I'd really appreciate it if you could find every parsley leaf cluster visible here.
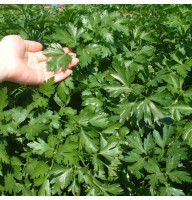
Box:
[0,4,192,196]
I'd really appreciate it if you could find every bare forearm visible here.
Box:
[0,40,9,82]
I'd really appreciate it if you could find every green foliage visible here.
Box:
[43,43,72,71]
[1,4,192,196]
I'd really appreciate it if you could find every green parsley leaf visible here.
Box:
[43,43,72,71]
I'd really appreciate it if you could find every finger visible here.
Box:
[44,70,56,76]
[68,52,76,58]
[67,58,79,69]
[46,69,72,83]
[54,67,63,74]
[35,51,48,62]
[24,40,43,52]
[63,47,71,53]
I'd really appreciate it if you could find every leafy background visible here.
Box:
[0,4,192,196]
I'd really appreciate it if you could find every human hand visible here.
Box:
[0,35,79,85]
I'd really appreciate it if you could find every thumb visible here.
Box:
[50,69,72,83]
[24,40,43,52]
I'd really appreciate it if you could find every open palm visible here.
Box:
[0,35,78,84]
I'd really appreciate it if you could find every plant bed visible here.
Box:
[0,4,192,196]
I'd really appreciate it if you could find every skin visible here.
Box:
[0,35,79,85]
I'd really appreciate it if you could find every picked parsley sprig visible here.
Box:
[43,43,72,71]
